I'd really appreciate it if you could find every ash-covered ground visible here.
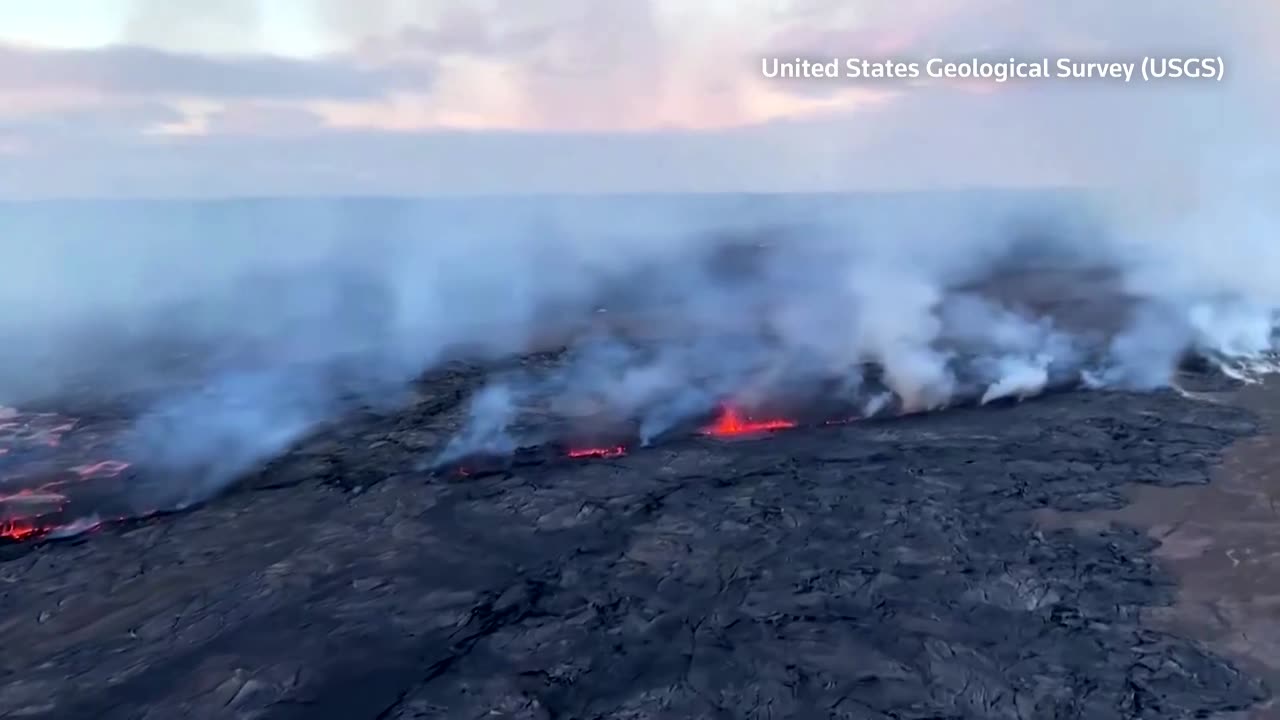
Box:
[0,351,1270,720]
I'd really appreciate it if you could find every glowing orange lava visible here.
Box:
[566,446,627,459]
[0,407,134,543]
[700,406,797,437]
[0,519,40,541]
[0,488,67,541]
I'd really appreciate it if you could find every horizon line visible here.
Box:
[0,186,1095,204]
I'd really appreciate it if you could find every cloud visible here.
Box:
[764,0,1246,56]
[203,103,327,135]
[0,107,1130,200]
[340,0,669,131]
[0,101,190,158]
[0,0,1276,196]
[122,0,265,54]
[380,12,554,59]
[515,1,666,130]
[0,101,184,140]
[0,43,433,100]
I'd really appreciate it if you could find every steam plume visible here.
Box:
[1,3,1278,498]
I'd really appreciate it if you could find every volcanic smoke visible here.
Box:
[1,1,1279,542]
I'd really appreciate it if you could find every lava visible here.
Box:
[701,405,798,437]
[1,519,41,542]
[0,407,135,544]
[567,446,627,459]
[0,489,67,541]
[73,460,131,479]
[0,408,78,449]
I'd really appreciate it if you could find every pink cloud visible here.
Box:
[0,0,1274,195]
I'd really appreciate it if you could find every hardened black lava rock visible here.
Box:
[0,364,1267,720]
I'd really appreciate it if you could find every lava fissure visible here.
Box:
[699,405,798,437]
[439,403,829,479]
[0,360,1224,546]
[441,383,1103,479]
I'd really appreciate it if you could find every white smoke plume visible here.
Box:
[0,2,1277,493]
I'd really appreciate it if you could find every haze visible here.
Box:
[1,1,1278,500]
[2,0,1275,197]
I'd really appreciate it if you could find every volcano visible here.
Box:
[0,253,1276,719]
[0,341,1272,720]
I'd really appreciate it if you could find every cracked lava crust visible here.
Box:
[0,356,1271,719]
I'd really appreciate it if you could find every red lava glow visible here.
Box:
[701,405,797,437]
[0,489,68,541]
[1,519,41,541]
[0,480,126,542]
[1,514,108,543]
[566,446,627,459]
[0,406,134,543]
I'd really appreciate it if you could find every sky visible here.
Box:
[0,0,1274,197]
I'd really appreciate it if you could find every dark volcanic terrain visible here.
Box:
[0,358,1272,719]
